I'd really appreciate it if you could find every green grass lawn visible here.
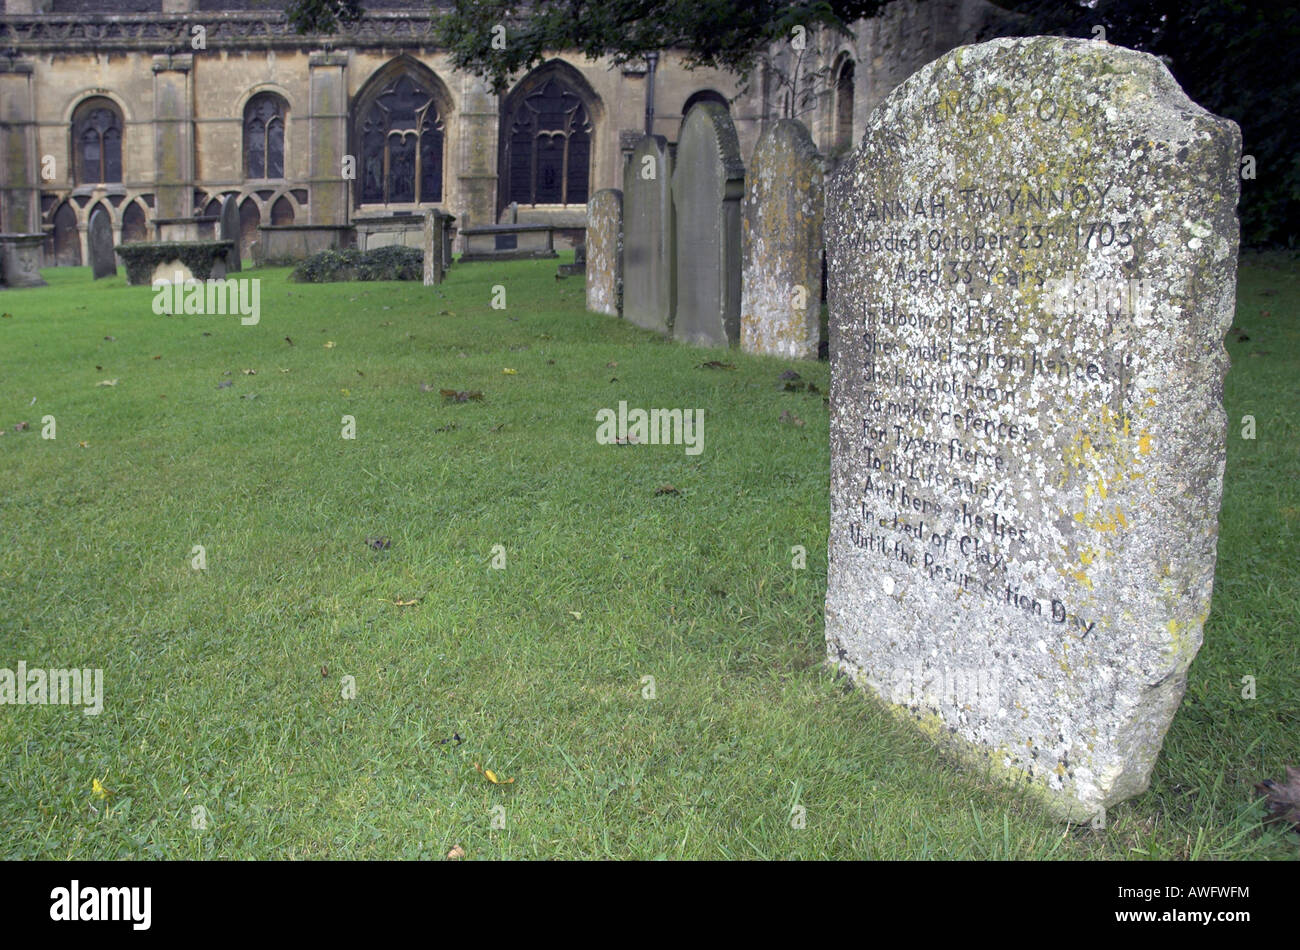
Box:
[0,252,1296,860]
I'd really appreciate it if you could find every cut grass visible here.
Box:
[0,251,1295,859]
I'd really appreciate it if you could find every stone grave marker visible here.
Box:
[220,195,241,273]
[824,37,1241,822]
[621,135,674,334]
[586,188,623,315]
[424,210,444,286]
[88,207,116,280]
[740,119,824,358]
[671,103,744,347]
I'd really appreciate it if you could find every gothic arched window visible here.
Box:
[358,74,444,204]
[73,97,123,185]
[245,93,287,179]
[504,76,592,207]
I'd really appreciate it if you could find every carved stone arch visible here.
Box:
[51,200,81,267]
[270,193,295,225]
[351,56,454,208]
[121,199,148,243]
[238,196,262,261]
[497,59,604,215]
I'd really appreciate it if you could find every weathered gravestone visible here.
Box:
[219,196,241,273]
[88,208,116,280]
[824,37,1240,822]
[621,135,674,334]
[672,103,744,347]
[586,189,623,315]
[423,209,444,286]
[741,119,824,358]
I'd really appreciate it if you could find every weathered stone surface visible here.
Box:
[824,37,1240,822]
[741,119,824,358]
[586,189,623,315]
[621,135,674,334]
[671,103,744,347]
[423,210,444,286]
[88,208,116,280]
[0,233,47,288]
[219,196,241,273]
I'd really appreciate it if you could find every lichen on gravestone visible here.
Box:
[824,37,1241,822]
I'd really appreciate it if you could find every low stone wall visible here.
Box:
[256,225,353,265]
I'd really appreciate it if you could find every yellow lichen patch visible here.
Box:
[1137,432,1152,455]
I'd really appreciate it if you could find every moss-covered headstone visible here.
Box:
[825,37,1241,822]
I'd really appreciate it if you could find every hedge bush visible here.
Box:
[290,245,423,283]
[115,241,234,286]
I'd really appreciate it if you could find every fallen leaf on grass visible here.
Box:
[447,845,465,860]
[104,336,115,342]
[152,355,162,360]
[473,762,515,785]
[1255,766,1300,832]
[392,597,421,607]
[779,409,805,427]
[569,610,582,620]
[697,360,735,370]
[614,435,639,445]
[13,421,29,431]
[365,536,391,550]
[324,341,336,349]
[240,393,259,400]
[96,379,117,387]
[1,313,11,319]
[606,361,618,368]
[217,380,233,389]
[78,441,89,448]
[441,389,484,403]
[655,484,680,496]
[502,367,517,375]
[91,777,110,799]
[242,369,257,375]
[285,336,293,345]
[434,422,459,433]
[321,665,328,678]
[340,388,350,396]
[437,733,464,746]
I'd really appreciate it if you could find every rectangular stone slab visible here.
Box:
[586,189,622,316]
[824,37,1240,822]
[621,135,674,335]
[88,207,116,280]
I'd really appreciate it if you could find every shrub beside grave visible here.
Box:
[290,246,423,283]
[115,241,234,285]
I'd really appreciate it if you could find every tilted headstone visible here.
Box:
[219,196,241,273]
[740,119,824,358]
[621,135,674,334]
[671,103,744,347]
[424,209,444,286]
[586,189,623,315]
[88,208,116,280]
[440,212,455,270]
[824,37,1240,822]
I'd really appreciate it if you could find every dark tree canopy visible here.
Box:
[284,0,1298,245]
[980,1,1300,247]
